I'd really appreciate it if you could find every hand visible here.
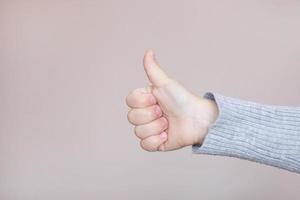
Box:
[126,50,219,152]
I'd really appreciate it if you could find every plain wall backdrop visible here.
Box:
[1,0,300,199]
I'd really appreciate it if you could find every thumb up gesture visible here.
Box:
[126,50,219,152]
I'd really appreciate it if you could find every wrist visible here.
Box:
[193,97,219,145]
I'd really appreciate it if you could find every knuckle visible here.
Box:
[126,89,145,107]
[139,140,149,151]
[128,89,150,107]
[140,140,155,152]
[134,126,142,138]
[127,110,134,123]
[125,91,134,107]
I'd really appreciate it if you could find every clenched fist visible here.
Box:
[126,50,219,152]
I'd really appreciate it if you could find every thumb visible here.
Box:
[143,49,170,86]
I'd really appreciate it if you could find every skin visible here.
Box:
[126,50,219,152]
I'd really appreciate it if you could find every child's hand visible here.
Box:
[126,50,219,152]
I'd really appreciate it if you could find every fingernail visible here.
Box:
[160,132,167,140]
[152,51,156,61]
[154,106,162,116]
[148,49,156,61]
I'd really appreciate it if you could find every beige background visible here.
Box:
[1,0,300,199]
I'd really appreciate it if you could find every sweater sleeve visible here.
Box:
[192,91,300,173]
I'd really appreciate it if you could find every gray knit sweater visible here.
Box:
[192,92,300,174]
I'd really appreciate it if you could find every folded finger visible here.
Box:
[127,105,162,125]
[140,132,168,152]
[126,87,156,108]
[134,117,168,139]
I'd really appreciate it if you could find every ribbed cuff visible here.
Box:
[192,91,300,173]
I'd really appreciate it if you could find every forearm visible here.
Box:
[193,92,300,174]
